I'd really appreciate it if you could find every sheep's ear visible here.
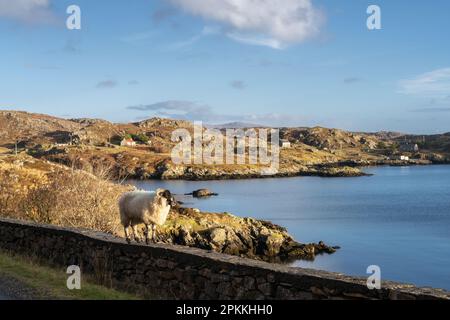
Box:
[155,188,164,196]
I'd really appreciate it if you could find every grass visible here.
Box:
[0,250,141,300]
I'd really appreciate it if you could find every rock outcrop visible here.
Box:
[155,207,338,262]
[185,189,219,198]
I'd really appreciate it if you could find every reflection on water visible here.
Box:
[128,165,450,290]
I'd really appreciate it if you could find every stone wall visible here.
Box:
[0,218,448,300]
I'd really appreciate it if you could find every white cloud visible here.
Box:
[168,26,220,50]
[227,33,285,50]
[169,0,324,49]
[399,68,450,97]
[127,101,221,121]
[0,0,53,23]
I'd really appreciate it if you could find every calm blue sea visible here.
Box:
[129,165,450,290]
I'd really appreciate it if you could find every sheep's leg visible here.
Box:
[152,224,157,243]
[132,224,141,243]
[144,224,150,245]
[124,225,131,244]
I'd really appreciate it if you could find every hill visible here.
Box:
[1,110,449,180]
[207,122,268,129]
[0,111,81,147]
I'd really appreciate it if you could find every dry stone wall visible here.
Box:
[0,218,448,300]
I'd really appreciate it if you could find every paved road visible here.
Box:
[0,274,41,300]
[0,293,11,300]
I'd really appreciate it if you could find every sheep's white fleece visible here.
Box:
[119,190,170,226]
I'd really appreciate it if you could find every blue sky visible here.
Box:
[1,0,450,133]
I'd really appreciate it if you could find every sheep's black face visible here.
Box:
[162,190,176,207]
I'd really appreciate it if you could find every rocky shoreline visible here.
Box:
[149,159,448,181]
[66,152,449,181]
[134,161,369,181]
[155,207,339,263]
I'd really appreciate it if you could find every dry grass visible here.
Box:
[0,155,131,236]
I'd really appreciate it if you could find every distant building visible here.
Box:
[120,138,136,147]
[394,155,410,161]
[280,139,291,148]
[399,142,419,153]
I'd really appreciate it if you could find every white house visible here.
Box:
[280,139,291,148]
[394,155,409,161]
[400,155,409,161]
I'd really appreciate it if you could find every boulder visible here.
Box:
[209,227,227,246]
[186,189,219,198]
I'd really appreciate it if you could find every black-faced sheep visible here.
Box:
[119,188,175,244]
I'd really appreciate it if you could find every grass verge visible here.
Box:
[0,250,140,300]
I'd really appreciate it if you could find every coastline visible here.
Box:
[24,147,450,181]
[113,160,450,181]
[3,110,448,182]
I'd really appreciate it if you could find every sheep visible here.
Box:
[119,188,175,244]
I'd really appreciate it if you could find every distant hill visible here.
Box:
[281,126,380,150]
[392,133,450,154]
[206,122,268,129]
[0,110,81,146]
[2,110,450,180]
[0,111,194,148]
[372,131,408,140]
[1,110,450,158]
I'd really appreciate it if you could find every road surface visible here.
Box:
[0,293,10,300]
[0,274,40,300]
